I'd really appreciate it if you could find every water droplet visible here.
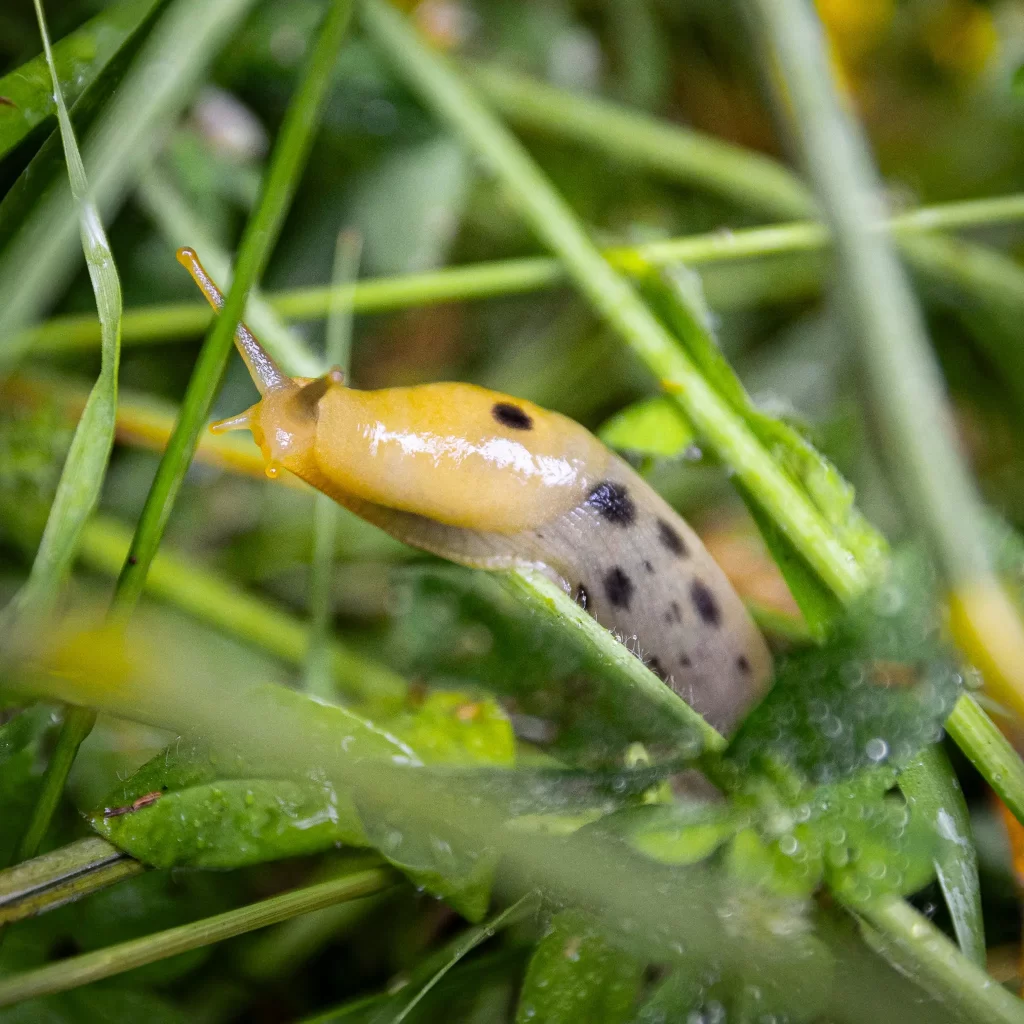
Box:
[865,738,889,762]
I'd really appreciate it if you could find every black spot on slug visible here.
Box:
[602,566,634,610]
[492,402,533,430]
[643,560,654,574]
[657,519,687,556]
[690,579,721,627]
[663,601,682,625]
[680,654,692,668]
[586,481,636,526]
[648,657,669,681]
[574,584,589,610]
[737,655,751,674]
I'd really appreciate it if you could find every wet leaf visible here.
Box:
[727,545,961,783]
[90,689,515,919]
[515,910,642,1024]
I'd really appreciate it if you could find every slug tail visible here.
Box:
[176,246,291,396]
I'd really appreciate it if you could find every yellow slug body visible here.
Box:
[179,247,772,732]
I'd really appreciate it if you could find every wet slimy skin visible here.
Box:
[178,247,772,733]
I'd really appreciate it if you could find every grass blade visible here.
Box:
[305,228,362,700]
[900,745,984,966]
[2,0,125,866]
[112,0,355,613]
[0,0,260,369]
[358,0,865,605]
[0,867,396,1008]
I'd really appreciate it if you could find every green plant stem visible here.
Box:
[21,192,1024,354]
[112,0,354,616]
[359,0,864,604]
[13,707,96,863]
[0,867,397,1008]
[0,837,144,927]
[856,896,1024,1024]
[80,514,407,708]
[471,63,1024,352]
[946,695,1024,824]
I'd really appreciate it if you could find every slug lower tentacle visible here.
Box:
[179,246,773,733]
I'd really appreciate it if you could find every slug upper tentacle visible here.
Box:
[179,246,773,733]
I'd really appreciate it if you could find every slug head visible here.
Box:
[176,245,337,478]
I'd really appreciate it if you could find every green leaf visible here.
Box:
[899,745,984,966]
[591,803,740,867]
[93,779,367,870]
[597,396,697,459]
[515,911,642,1024]
[0,0,163,163]
[90,689,515,919]
[727,545,961,782]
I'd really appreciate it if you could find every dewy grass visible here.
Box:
[5,0,125,865]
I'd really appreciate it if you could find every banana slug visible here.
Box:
[178,247,772,733]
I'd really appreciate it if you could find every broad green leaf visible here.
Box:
[515,910,642,1024]
[591,802,739,867]
[0,0,162,163]
[597,395,696,459]
[899,745,984,966]
[94,778,367,870]
[91,690,515,919]
[1,0,122,627]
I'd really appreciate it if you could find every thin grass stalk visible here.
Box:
[112,0,355,615]
[305,229,362,700]
[0,867,396,1008]
[20,192,1024,354]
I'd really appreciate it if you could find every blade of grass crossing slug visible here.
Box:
[113,0,355,614]
[899,745,985,967]
[305,229,362,700]
[357,0,867,607]
[750,0,1024,723]
[135,167,323,378]
[4,0,125,866]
